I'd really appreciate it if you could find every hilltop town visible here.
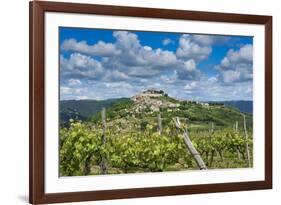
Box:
[131,89,180,113]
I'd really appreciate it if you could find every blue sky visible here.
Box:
[59,27,253,101]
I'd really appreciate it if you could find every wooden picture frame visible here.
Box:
[29,1,272,204]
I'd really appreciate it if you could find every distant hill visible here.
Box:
[221,101,253,114]
[59,107,86,126]
[59,98,129,124]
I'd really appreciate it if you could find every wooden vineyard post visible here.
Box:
[100,107,108,174]
[173,117,207,170]
[234,120,241,159]
[157,113,162,134]
[210,122,214,133]
[243,114,251,167]
[209,121,216,167]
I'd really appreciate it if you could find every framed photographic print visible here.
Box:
[29,1,272,204]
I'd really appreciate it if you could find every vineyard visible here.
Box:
[59,99,253,176]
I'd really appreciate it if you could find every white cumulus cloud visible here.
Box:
[176,34,212,61]
[162,38,173,46]
[216,44,253,84]
[60,53,104,80]
[61,38,121,57]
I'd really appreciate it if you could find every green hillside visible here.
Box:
[60,94,252,130]
[59,90,253,176]
[89,94,252,132]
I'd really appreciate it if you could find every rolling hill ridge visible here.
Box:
[60,90,253,129]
